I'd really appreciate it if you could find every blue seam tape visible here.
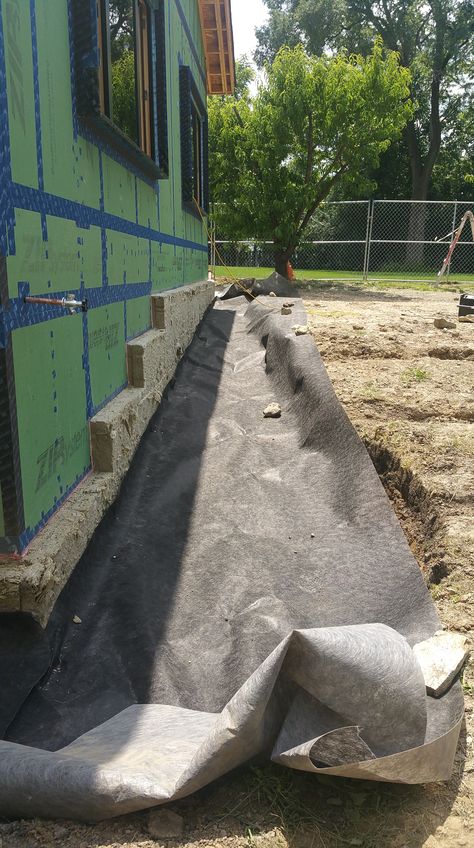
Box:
[30,0,43,192]
[10,183,208,252]
[92,379,129,418]
[2,282,153,338]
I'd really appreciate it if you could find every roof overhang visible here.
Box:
[198,0,235,95]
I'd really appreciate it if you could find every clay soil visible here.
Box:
[1,284,473,848]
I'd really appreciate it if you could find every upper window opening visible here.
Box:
[98,0,151,155]
[72,0,169,179]
[179,66,208,216]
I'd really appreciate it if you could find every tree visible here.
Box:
[209,42,412,276]
[430,90,474,200]
[108,0,134,61]
[107,2,138,143]
[111,50,137,141]
[256,1,474,207]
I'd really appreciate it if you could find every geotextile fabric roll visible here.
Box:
[0,297,463,821]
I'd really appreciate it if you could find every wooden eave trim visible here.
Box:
[198,0,235,96]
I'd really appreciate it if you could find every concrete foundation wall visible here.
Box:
[0,281,214,625]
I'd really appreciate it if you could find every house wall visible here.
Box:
[0,0,209,555]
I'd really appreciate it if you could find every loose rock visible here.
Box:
[283,301,294,308]
[413,631,469,697]
[353,324,364,330]
[148,809,185,840]
[263,403,282,418]
[268,291,276,297]
[280,306,292,315]
[434,317,456,329]
[73,615,82,624]
[292,325,309,335]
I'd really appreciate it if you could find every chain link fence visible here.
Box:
[210,200,474,283]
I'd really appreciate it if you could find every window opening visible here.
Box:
[97,0,152,154]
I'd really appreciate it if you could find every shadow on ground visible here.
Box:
[3,306,235,752]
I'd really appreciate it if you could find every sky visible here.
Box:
[230,0,268,62]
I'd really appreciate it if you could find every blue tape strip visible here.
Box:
[30,0,43,192]
[1,282,152,340]
[10,183,208,252]
[92,378,129,418]
[79,273,93,418]
[29,0,49,243]
[67,0,79,144]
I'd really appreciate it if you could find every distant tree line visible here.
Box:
[255,1,474,203]
[208,1,473,274]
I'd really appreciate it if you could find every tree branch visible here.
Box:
[304,112,314,186]
[291,165,348,248]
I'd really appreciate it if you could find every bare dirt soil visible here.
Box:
[1,285,472,848]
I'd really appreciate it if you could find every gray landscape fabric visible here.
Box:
[0,294,464,821]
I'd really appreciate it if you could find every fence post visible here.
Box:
[212,219,216,277]
[445,201,458,284]
[363,200,374,280]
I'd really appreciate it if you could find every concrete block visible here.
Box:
[127,329,170,390]
[90,387,146,473]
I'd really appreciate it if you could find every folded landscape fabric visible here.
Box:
[0,295,464,820]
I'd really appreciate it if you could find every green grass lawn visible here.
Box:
[213,265,474,291]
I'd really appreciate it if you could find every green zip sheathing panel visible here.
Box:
[88,304,127,411]
[11,316,89,533]
[2,0,37,188]
[7,212,103,298]
[37,0,101,208]
[0,0,209,551]
[126,296,151,341]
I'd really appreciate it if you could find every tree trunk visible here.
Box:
[406,175,430,269]
[404,71,442,269]
[274,247,291,278]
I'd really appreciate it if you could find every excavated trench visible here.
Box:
[364,438,448,585]
[308,299,473,594]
